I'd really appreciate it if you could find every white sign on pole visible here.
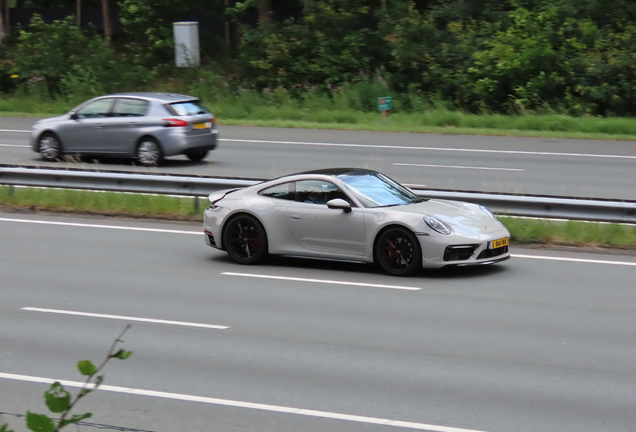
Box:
[173,21,200,67]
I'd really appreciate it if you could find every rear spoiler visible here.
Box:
[208,188,240,204]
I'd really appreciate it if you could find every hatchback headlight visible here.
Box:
[207,204,223,211]
[424,215,451,235]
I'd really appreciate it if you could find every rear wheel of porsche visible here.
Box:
[375,227,422,276]
[223,214,268,264]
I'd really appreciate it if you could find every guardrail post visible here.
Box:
[8,185,14,196]
[194,196,200,213]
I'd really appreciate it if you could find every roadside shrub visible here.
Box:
[238,0,388,89]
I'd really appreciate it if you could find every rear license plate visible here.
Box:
[489,237,509,249]
[193,122,211,130]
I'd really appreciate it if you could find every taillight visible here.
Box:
[211,116,216,128]
[163,118,188,127]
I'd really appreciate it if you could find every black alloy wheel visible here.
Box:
[38,132,63,161]
[223,215,268,264]
[375,227,422,276]
[186,150,208,161]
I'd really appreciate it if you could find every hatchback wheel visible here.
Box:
[223,215,268,264]
[186,150,208,161]
[39,132,63,161]
[375,227,422,276]
[137,137,163,166]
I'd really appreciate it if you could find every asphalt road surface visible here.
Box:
[1,211,635,432]
[2,117,636,200]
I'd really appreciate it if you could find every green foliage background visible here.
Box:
[4,0,636,117]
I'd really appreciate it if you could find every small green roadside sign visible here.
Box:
[377,97,392,111]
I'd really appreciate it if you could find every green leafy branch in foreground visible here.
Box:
[1,325,133,432]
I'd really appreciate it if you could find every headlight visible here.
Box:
[480,205,497,220]
[207,204,223,211]
[424,215,451,235]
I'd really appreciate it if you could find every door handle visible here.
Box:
[129,122,138,127]
[289,215,300,220]
[95,123,104,128]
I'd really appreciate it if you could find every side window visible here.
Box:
[295,180,351,205]
[76,99,115,119]
[259,182,295,201]
[112,99,149,117]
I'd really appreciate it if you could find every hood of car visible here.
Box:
[38,115,69,124]
[388,199,504,235]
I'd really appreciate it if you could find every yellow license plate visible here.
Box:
[489,237,509,249]
[193,122,210,130]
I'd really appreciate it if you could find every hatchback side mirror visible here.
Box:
[327,198,352,213]
[70,112,79,120]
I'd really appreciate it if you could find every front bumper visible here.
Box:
[419,228,511,269]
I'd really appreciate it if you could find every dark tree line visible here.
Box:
[4,0,636,116]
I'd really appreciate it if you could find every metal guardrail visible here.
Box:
[1,167,635,223]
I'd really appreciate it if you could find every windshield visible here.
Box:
[340,173,423,208]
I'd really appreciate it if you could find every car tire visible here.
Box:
[186,150,208,161]
[375,227,422,276]
[137,137,163,166]
[223,214,268,265]
[38,132,64,161]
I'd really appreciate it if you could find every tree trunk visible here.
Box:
[101,0,111,47]
[0,0,7,41]
[257,0,271,23]
[76,0,81,28]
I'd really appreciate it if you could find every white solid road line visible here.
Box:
[2,217,635,267]
[0,217,202,235]
[21,307,229,329]
[512,254,636,267]
[221,138,636,160]
[0,143,29,147]
[394,163,524,172]
[223,272,422,291]
[2,130,634,159]
[0,372,490,432]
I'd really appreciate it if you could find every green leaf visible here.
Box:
[44,382,71,413]
[1,424,16,432]
[113,349,133,360]
[94,375,104,389]
[25,412,55,432]
[77,360,97,376]
[59,413,92,429]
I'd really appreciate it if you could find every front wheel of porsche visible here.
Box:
[223,214,268,264]
[375,227,422,276]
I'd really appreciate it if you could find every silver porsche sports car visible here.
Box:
[203,168,510,276]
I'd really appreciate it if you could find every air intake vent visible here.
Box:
[477,245,508,260]
[444,244,479,261]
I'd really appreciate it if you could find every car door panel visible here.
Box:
[286,202,365,256]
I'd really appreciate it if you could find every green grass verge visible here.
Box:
[0,186,201,220]
[1,186,635,248]
[4,95,636,141]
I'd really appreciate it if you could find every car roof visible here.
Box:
[103,92,198,103]
[293,168,378,177]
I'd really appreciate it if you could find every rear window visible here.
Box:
[168,101,210,116]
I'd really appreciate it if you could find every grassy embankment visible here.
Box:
[2,186,635,248]
[3,94,636,141]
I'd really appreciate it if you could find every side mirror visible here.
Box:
[327,198,352,213]
[70,112,79,120]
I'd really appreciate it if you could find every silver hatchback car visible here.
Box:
[31,92,218,166]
